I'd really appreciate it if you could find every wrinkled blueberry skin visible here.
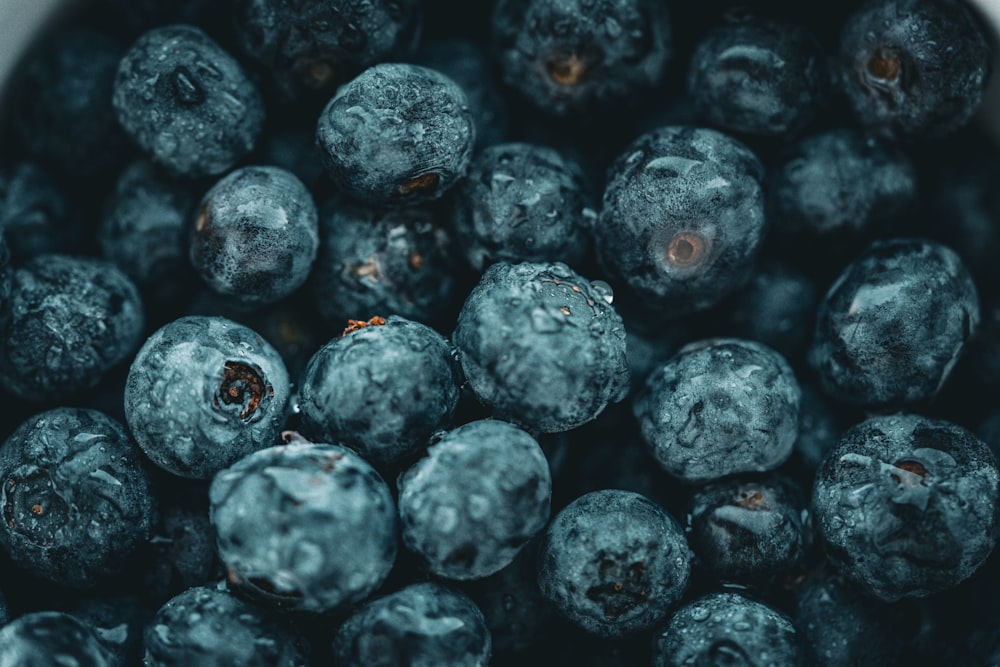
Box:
[191,166,319,309]
[316,63,475,206]
[450,142,594,272]
[813,414,1000,602]
[398,419,551,579]
[311,197,457,328]
[234,0,421,99]
[453,261,629,433]
[769,128,917,242]
[635,338,801,483]
[538,489,691,637]
[0,612,113,667]
[687,16,828,137]
[492,0,672,118]
[144,583,309,667]
[99,160,197,310]
[125,316,291,479]
[210,443,398,613]
[596,126,766,316]
[0,408,156,588]
[14,29,128,178]
[113,24,265,177]
[839,0,992,140]
[686,473,811,585]
[332,582,492,667]
[0,254,144,402]
[652,592,803,667]
[809,238,979,409]
[299,316,462,467]
[0,161,72,260]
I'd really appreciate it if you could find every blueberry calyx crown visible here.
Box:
[342,315,386,336]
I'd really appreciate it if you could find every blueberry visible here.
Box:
[0,161,73,260]
[0,254,144,402]
[298,315,462,467]
[112,24,265,177]
[209,442,398,613]
[651,592,803,667]
[311,197,457,329]
[792,383,842,472]
[0,588,7,626]
[0,611,114,667]
[71,593,151,667]
[124,315,291,479]
[813,414,1000,602]
[492,0,673,117]
[331,581,492,667]
[687,15,829,137]
[634,338,801,483]
[234,0,421,99]
[449,142,595,272]
[315,63,475,205]
[808,238,979,409]
[0,408,156,588]
[538,489,691,637]
[191,165,319,309]
[143,583,309,666]
[596,126,766,316]
[398,419,551,580]
[839,0,992,140]
[452,261,630,433]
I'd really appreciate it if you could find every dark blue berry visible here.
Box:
[0,254,144,402]
[124,315,291,479]
[0,161,73,260]
[112,24,265,177]
[209,442,398,613]
[792,383,842,471]
[813,414,1000,602]
[140,498,221,607]
[452,261,629,433]
[0,408,156,588]
[538,489,691,637]
[191,165,319,308]
[596,126,766,316]
[634,338,801,483]
[298,315,462,467]
[449,142,594,272]
[808,238,979,408]
[331,581,492,667]
[71,593,151,667]
[398,419,551,579]
[315,63,475,205]
[0,611,114,667]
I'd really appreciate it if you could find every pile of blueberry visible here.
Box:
[0,0,999,664]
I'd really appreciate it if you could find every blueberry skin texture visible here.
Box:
[124,315,291,479]
[209,443,398,613]
[452,261,629,433]
[0,408,156,588]
[112,24,265,178]
[0,612,114,667]
[808,238,979,409]
[538,489,691,637]
[450,142,594,272]
[143,583,308,667]
[311,197,457,328]
[768,128,917,241]
[331,581,491,667]
[652,592,803,667]
[0,161,72,260]
[0,254,144,402]
[398,419,552,580]
[596,126,766,317]
[191,166,319,308]
[839,0,992,140]
[298,316,462,467]
[234,0,421,98]
[687,16,828,138]
[812,414,1000,602]
[315,63,475,206]
[686,473,811,585]
[634,338,801,483]
[492,0,672,118]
